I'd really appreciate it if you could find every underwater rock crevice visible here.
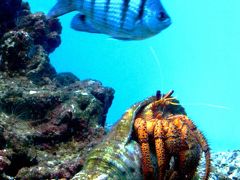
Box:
[4,151,38,177]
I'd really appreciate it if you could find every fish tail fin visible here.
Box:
[47,0,77,18]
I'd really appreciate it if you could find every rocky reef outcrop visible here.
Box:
[0,0,114,179]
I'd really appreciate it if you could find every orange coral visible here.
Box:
[134,90,211,180]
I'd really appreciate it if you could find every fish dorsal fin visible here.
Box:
[71,13,100,33]
[47,0,77,18]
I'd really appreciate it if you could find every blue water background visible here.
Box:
[26,0,240,151]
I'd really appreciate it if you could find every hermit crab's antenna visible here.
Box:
[163,90,174,99]
[154,90,178,109]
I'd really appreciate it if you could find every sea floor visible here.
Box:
[198,150,240,180]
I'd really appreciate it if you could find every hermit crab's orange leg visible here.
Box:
[134,117,154,178]
[154,119,168,180]
[178,148,201,179]
[186,119,211,180]
[166,115,199,179]
[174,115,211,180]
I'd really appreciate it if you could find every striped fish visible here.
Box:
[47,0,171,40]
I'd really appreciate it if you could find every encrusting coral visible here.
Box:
[0,0,114,179]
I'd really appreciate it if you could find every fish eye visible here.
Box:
[157,12,168,21]
[78,14,86,21]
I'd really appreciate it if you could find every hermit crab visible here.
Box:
[134,90,211,180]
[73,90,211,180]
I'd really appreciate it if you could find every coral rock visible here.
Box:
[0,0,114,179]
[17,12,62,53]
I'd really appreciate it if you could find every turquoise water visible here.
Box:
[27,0,240,151]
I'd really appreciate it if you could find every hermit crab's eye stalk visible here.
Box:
[156,90,161,100]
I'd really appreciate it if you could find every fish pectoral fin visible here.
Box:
[71,13,100,34]
[47,0,77,18]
